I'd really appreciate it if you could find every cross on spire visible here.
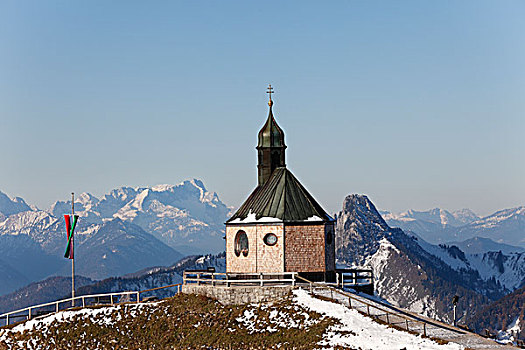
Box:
[266,84,274,106]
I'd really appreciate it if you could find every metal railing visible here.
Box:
[335,269,374,288]
[296,275,466,339]
[0,291,140,327]
[0,282,187,329]
[183,271,297,287]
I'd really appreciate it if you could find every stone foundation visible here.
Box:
[182,284,294,305]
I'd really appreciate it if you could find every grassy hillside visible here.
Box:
[1,290,471,349]
[0,293,333,349]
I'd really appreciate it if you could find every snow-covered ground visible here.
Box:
[497,317,521,345]
[292,289,464,350]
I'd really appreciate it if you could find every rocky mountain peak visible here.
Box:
[77,192,99,208]
[186,178,206,191]
[0,191,32,217]
[336,194,393,266]
[339,194,389,231]
[451,208,480,224]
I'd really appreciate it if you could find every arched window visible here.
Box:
[234,230,249,257]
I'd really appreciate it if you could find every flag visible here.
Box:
[64,215,78,259]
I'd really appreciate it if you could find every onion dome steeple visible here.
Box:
[257,84,286,186]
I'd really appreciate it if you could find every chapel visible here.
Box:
[225,85,336,281]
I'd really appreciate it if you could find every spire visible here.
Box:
[267,84,274,107]
[257,84,286,186]
[258,84,285,148]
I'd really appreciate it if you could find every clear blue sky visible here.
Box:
[1,1,524,216]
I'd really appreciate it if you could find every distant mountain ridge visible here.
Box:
[0,180,229,295]
[57,219,183,280]
[0,276,94,314]
[47,179,231,253]
[448,237,525,255]
[382,207,480,228]
[0,258,28,295]
[383,206,525,248]
[0,254,225,314]
[454,207,525,248]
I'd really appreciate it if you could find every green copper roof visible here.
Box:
[227,167,334,224]
[257,106,286,148]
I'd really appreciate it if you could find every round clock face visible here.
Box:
[264,233,278,246]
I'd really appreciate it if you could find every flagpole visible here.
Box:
[71,192,75,307]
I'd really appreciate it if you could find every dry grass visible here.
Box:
[0,293,339,349]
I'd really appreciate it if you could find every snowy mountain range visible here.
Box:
[383,207,525,249]
[382,208,480,229]
[336,194,525,323]
[47,179,231,253]
[0,180,230,295]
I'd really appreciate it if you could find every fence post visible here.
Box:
[226,274,230,287]
[6,314,9,326]
[423,322,427,337]
[405,320,409,331]
[110,295,114,305]
[292,273,296,286]
[197,273,201,286]
[367,305,370,315]
[309,282,313,294]
[348,297,352,309]
[28,308,32,320]
[212,273,215,286]
[82,297,85,308]
[386,313,390,324]
[56,302,59,313]
[330,289,333,300]
[260,273,263,287]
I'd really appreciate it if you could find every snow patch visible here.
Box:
[228,211,282,224]
[229,211,326,224]
[293,289,463,350]
[497,316,521,344]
